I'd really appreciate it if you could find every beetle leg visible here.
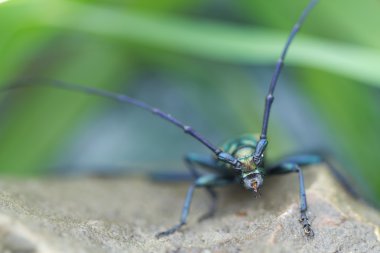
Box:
[185,153,222,222]
[156,174,232,238]
[267,163,314,237]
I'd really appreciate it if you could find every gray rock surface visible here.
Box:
[0,165,379,253]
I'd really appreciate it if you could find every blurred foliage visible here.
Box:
[0,0,379,206]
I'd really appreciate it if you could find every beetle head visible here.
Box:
[242,170,264,192]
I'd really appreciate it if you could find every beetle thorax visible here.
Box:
[234,147,256,172]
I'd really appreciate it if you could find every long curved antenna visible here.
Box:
[254,0,319,165]
[0,79,241,168]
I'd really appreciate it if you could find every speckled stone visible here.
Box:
[0,165,379,253]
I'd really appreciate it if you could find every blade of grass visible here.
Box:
[2,1,380,86]
[28,1,380,87]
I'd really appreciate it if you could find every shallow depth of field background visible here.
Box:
[0,0,379,206]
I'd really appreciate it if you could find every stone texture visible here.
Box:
[0,165,379,253]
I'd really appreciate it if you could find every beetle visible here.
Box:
[2,0,320,238]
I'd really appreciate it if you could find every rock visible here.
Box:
[0,165,379,253]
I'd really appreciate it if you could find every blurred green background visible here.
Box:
[0,0,379,206]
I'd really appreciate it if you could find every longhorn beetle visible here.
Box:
[2,0,320,238]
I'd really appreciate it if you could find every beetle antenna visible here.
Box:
[0,78,231,161]
[254,0,319,165]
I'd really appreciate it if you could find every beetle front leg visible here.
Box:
[267,163,314,237]
[294,164,314,237]
[155,183,196,238]
[184,153,220,222]
[155,174,232,238]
